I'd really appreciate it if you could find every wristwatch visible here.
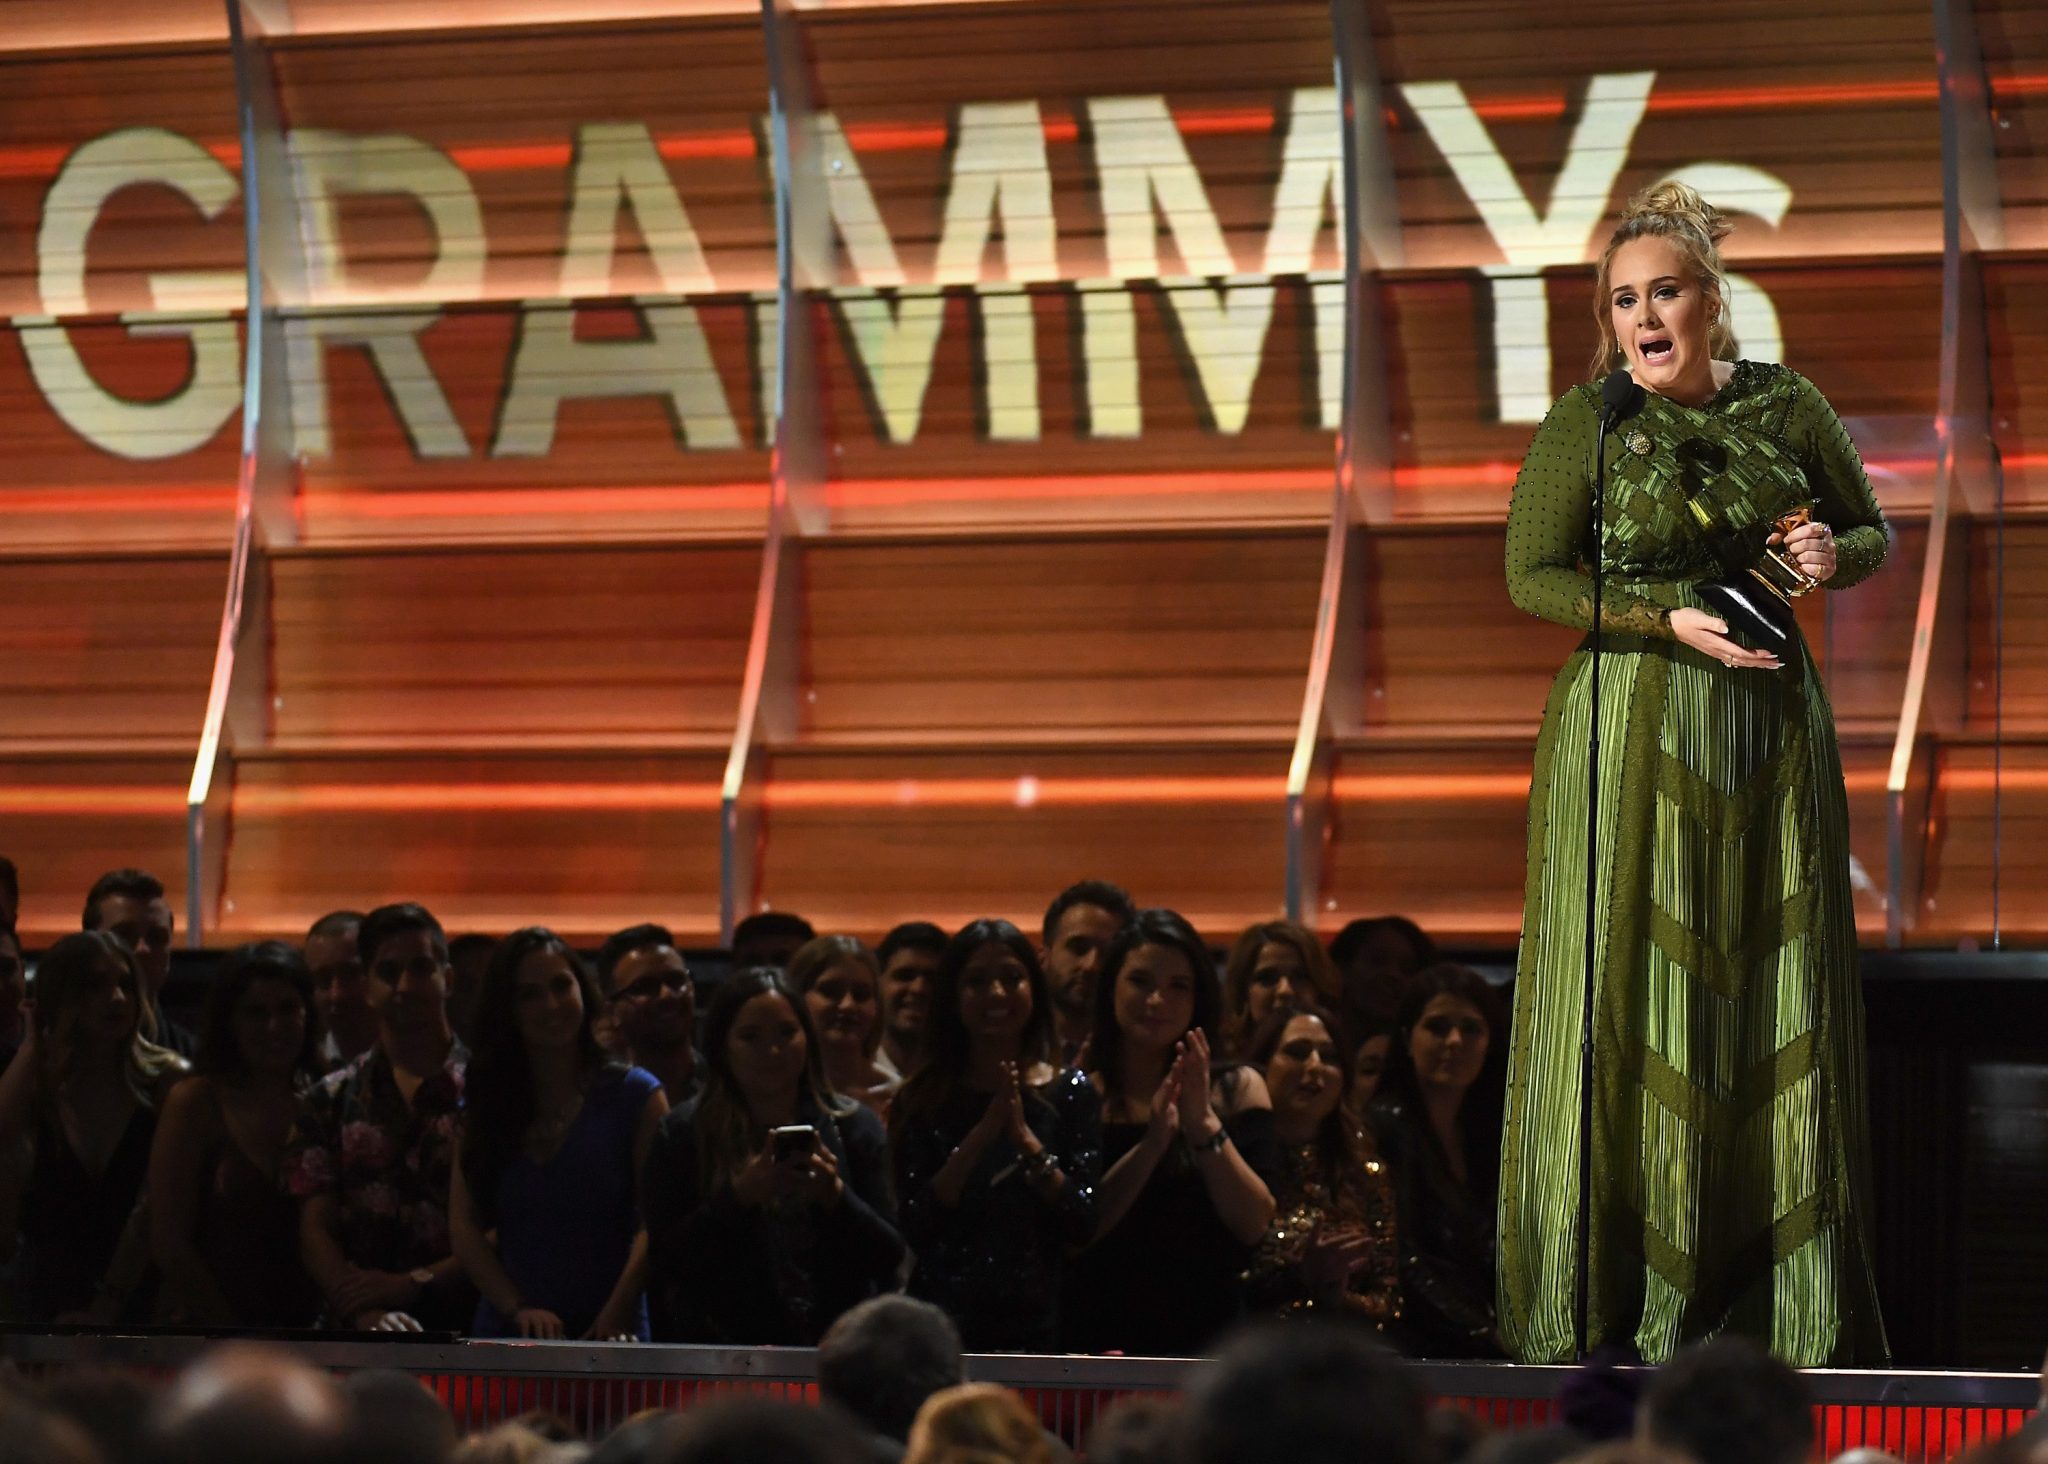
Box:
[1190,1127,1230,1156]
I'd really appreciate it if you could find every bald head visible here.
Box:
[151,1344,350,1464]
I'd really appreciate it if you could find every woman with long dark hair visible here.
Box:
[641,967,902,1343]
[451,927,667,1339]
[147,941,322,1326]
[1241,1004,1401,1331]
[890,919,1100,1352]
[1065,908,1276,1354]
[1368,963,1507,1357]
[0,930,187,1322]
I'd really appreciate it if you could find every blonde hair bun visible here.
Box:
[1621,181,1733,246]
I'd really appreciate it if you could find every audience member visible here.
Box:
[147,941,321,1327]
[789,936,897,1114]
[1641,1337,1814,1464]
[1183,1320,1428,1464]
[1344,1015,1396,1125]
[0,922,25,1076]
[1067,909,1276,1355]
[284,902,471,1331]
[904,1386,1051,1464]
[1329,915,1437,1035]
[731,912,817,972]
[1557,1344,1647,1442]
[452,1423,584,1464]
[453,928,666,1341]
[1038,882,1134,1065]
[653,1396,865,1464]
[817,1296,967,1458]
[1429,1406,1491,1464]
[0,930,186,1323]
[83,868,195,1059]
[1241,1006,1400,1332]
[0,855,18,933]
[304,911,374,1073]
[1083,1398,1184,1464]
[874,923,945,1084]
[891,920,1100,1352]
[642,969,902,1343]
[0,1398,101,1464]
[1220,922,1341,1060]
[597,925,701,1108]
[39,1365,154,1464]
[1368,963,1506,1357]
[1468,1428,1591,1464]
[147,1342,351,1464]
[446,934,499,1046]
[343,1369,460,1464]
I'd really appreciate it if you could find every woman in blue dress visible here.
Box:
[451,927,668,1339]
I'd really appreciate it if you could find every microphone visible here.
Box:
[1598,367,1643,428]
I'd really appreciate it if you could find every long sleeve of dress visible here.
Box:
[1785,371,1889,590]
[817,1107,906,1302]
[1505,387,1678,640]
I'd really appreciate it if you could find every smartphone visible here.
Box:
[770,1124,818,1161]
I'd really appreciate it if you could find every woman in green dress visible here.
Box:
[1497,182,1889,1366]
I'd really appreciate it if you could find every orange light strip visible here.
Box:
[234,782,725,813]
[0,787,188,816]
[297,482,771,519]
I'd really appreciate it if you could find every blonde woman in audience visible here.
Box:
[0,930,187,1323]
[905,1384,1055,1464]
[789,935,900,1114]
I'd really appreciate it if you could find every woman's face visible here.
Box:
[232,977,308,1077]
[1245,941,1314,1028]
[1265,1014,1344,1128]
[1608,234,1715,398]
[1407,993,1490,1098]
[957,942,1033,1046]
[1347,1033,1393,1111]
[805,960,879,1056]
[1113,942,1197,1051]
[513,948,586,1053]
[726,991,807,1101]
[71,955,138,1048]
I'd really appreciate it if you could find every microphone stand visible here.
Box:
[1576,401,1616,1362]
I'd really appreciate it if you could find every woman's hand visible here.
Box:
[514,1307,566,1340]
[1668,607,1782,672]
[1145,1052,1184,1152]
[1175,1030,1220,1143]
[797,1141,843,1208]
[1770,520,1838,583]
[999,1063,1042,1156]
[1302,1226,1375,1293]
[730,1143,795,1208]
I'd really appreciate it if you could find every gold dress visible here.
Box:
[1243,1125,1402,1330]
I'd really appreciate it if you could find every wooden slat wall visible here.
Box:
[1982,0,2048,249]
[269,544,758,741]
[1987,256,2047,516]
[799,532,1323,738]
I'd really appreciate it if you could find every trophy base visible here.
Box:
[1699,577,1796,652]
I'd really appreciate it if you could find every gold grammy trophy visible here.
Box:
[1685,500,1823,651]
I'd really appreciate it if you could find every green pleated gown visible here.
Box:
[1498,360,1890,1366]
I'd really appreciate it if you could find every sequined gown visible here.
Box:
[1498,361,1889,1366]
[1242,1123,1402,1333]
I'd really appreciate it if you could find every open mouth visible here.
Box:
[1640,336,1674,366]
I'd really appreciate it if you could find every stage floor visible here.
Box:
[1,1334,2036,1459]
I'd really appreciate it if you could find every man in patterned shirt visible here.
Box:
[284,901,472,1330]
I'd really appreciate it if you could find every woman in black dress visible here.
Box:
[1368,963,1507,1357]
[642,967,901,1343]
[1066,908,1276,1354]
[890,919,1100,1351]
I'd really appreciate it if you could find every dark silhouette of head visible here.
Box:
[1184,1321,1427,1464]
[1640,1337,1813,1464]
[817,1295,967,1443]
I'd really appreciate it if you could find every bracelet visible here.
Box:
[1020,1147,1057,1181]
[1189,1127,1230,1157]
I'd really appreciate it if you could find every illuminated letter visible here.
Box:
[22,128,242,459]
[494,123,739,456]
[1401,73,1654,421]
[287,129,486,457]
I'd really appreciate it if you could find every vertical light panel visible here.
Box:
[1886,0,2004,946]
[721,0,833,941]
[1285,0,1401,923]
[186,0,302,946]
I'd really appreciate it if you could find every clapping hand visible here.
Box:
[1174,1029,1220,1143]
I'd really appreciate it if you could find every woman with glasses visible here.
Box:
[889,919,1101,1352]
